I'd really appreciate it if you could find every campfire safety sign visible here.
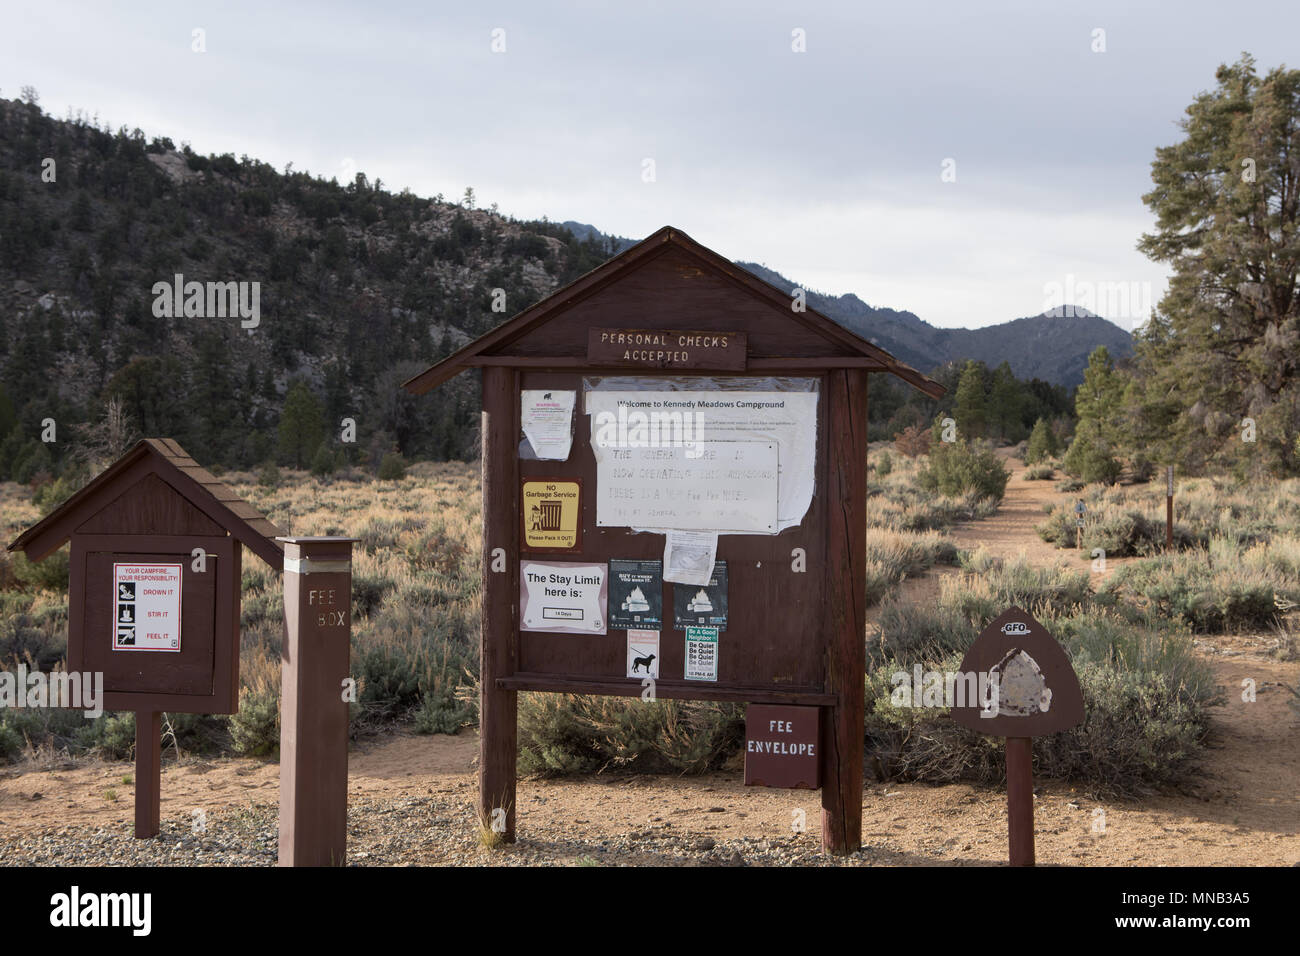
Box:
[673,561,728,629]
[607,558,663,628]
[112,563,182,652]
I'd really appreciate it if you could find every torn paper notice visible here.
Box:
[521,390,576,460]
[586,389,817,531]
[663,530,718,586]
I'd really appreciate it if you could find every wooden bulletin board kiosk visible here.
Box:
[8,438,284,837]
[404,227,943,854]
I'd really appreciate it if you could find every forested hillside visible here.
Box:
[0,93,617,482]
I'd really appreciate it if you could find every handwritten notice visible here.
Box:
[585,388,818,532]
[594,442,778,533]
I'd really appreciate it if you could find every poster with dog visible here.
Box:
[626,630,659,679]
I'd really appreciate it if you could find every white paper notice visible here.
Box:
[684,626,719,681]
[113,563,182,652]
[595,442,778,533]
[521,390,576,460]
[519,560,607,634]
[663,530,719,586]
[586,388,817,532]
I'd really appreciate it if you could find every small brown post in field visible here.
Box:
[402,227,945,855]
[1165,465,1174,551]
[278,536,356,867]
[951,607,1084,866]
[1005,736,1034,866]
[7,439,283,839]
[134,711,162,838]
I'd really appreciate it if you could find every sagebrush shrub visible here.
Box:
[918,440,1009,501]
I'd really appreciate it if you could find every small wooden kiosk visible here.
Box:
[404,226,942,853]
[8,438,284,837]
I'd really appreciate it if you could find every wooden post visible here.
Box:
[278,536,355,866]
[480,366,519,843]
[133,710,161,838]
[821,368,866,854]
[1165,465,1174,551]
[1006,736,1034,866]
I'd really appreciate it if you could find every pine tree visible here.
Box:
[953,360,988,440]
[988,361,1025,441]
[278,380,325,469]
[1025,418,1059,463]
[1132,54,1300,475]
[1064,347,1124,483]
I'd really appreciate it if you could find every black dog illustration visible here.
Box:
[631,653,656,674]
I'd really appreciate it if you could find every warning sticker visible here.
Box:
[626,629,660,679]
[113,563,182,652]
[523,479,582,550]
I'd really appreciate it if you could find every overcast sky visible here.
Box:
[3,1,1297,329]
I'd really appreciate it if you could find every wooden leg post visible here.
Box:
[480,366,519,843]
[278,536,356,866]
[134,710,161,838]
[821,369,866,854]
[1006,736,1035,866]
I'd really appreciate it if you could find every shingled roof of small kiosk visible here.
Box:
[8,438,286,568]
[402,225,945,398]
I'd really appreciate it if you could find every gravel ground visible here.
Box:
[0,792,896,867]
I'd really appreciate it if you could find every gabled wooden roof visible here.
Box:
[8,438,285,568]
[401,225,944,398]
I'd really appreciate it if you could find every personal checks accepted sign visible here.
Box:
[113,563,182,652]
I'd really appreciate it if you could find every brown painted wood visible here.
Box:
[1166,494,1174,550]
[466,356,890,371]
[514,370,828,693]
[77,474,227,537]
[480,366,519,843]
[72,535,239,713]
[134,710,161,839]
[820,368,866,855]
[497,674,836,706]
[1006,736,1035,866]
[950,606,1084,737]
[745,704,821,788]
[503,250,855,361]
[401,227,943,398]
[7,438,284,569]
[278,537,355,867]
[586,328,747,370]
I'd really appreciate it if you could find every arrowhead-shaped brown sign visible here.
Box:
[950,606,1084,736]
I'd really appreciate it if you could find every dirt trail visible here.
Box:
[1,455,1297,865]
